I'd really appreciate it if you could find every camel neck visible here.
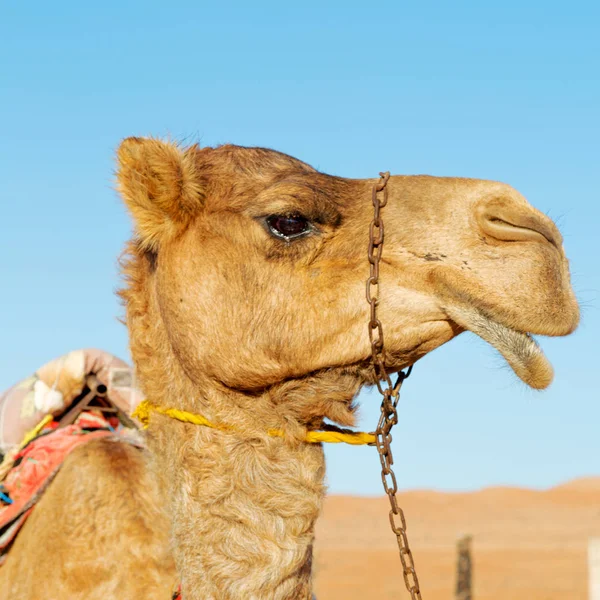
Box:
[146,385,325,600]
[124,236,361,599]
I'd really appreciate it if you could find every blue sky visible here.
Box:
[1,1,598,495]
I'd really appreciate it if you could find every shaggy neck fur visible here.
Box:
[123,248,361,600]
[148,394,325,600]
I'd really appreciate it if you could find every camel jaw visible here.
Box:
[444,304,554,390]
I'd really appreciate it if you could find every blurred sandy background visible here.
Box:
[314,478,600,599]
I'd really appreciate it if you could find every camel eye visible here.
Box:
[266,214,312,240]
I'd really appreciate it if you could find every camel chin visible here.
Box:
[445,304,554,390]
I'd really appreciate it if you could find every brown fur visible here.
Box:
[0,439,176,599]
[0,138,579,599]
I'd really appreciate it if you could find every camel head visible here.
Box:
[117,137,579,417]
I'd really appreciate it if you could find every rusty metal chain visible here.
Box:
[367,172,422,600]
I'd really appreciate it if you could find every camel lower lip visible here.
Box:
[444,305,554,389]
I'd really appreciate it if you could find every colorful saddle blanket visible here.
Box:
[0,412,139,565]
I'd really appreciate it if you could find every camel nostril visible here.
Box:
[476,200,562,249]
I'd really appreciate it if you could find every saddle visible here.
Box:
[0,350,144,565]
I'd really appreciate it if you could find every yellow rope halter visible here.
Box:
[133,400,376,446]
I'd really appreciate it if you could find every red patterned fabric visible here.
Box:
[0,413,139,564]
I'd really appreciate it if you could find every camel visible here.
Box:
[0,137,579,600]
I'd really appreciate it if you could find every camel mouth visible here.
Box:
[444,304,554,390]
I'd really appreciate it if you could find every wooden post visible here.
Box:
[590,538,600,600]
[455,535,472,600]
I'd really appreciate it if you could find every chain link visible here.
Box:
[366,172,422,600]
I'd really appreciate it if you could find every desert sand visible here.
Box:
[314,478,600,599]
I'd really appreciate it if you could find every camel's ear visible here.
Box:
[116,137,204,250]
